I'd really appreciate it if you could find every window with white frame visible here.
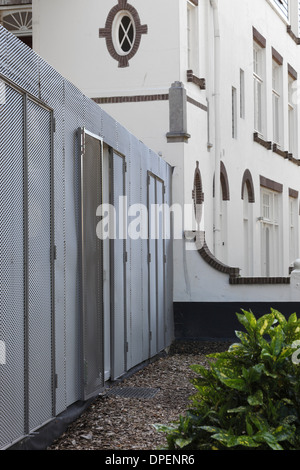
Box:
[272,59,282,146]
[272,0,289,20]
[289,195,298,266]
[260,187,281,276]
[288,73,297,155]
[187,1,198,73]
[232,86,237,139]
[240,69,245,119]
[253,43,264,135]
[243,185,253,276]
[0,7,32,48]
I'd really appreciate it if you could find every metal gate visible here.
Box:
[80,128,104,400]
[0,78,54,448]
[148,172,166,357]
[111,151,127,380]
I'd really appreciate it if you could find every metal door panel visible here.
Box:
[0,85,25,448]
[27,98,53,431]
[156,180,166,352]
[81,129,104,400]
[148,175,157,357]
[111,151,127,380]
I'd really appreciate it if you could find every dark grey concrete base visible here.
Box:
[173,302,300,341]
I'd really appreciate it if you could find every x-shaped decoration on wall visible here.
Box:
[99,0,148,68]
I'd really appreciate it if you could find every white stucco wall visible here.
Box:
[32,0,300,304]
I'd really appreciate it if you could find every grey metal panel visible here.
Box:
[0,27,7,76]
[81,130,104,400]
[39,62,67,415]
[148,174,157,357]
[101,109,118,149]
[64,81,85,407]
[140,149,150,362]
[156,179,166,352]
[164,166,174,347]
[5,31,39,97]
[111,151,127,380]
[0,84,25,449]
[27,98,53,432]
[127,140,143,370]
[0,24,174,448]
[83,94,102,138]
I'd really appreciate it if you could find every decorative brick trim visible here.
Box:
[186,96,208,112]
[272,144,300,165]
[186,231,291,286]
[213,162,230,200]
[287,25,300,45]
[241,169,255,203]
[272,143,288,158]
[187,70,206,90]
[253,132,272,149]
[220,162,230,201]
[288,63,298,80]
[254,134,300,166]
[230,277,290,285]
[289,188,299,199]
[92,94,169,104]
[272,46,283,65]
[260,175,283,193]
[253,26,266,48]
[189,231,240,278]
[99,0,148,67]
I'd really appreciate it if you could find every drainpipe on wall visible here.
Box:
[210,0,222,258]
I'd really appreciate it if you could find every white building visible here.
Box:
[2,0,300,338]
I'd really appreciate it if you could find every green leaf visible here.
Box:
[248,390,264,406]
[257,314,275,336]
[236,311,256,334]
[235,330,251,347]
[200,425,222,434]
[271,309,287,325]
[271,327,284,356]
[210,431,260,448]
[174,438,193,449]
[254,431,284,450]
[214,368,246,391]
[227,406,248,414]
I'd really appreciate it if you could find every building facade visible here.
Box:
[2,0,300,328]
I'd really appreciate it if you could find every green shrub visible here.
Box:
[156,309,300,450]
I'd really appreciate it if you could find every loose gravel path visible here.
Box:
[48,342,230,451]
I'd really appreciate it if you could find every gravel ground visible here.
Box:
[48,341,231,451]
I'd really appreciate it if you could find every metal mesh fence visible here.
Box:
[0,25,173,449]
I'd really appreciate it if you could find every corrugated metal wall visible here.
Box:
[0,26,173,449]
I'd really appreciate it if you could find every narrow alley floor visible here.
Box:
[48,342,230,451]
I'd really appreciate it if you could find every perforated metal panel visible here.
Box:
[0,80,54,448]
[148,174,157,357]
[81,129,104,400]
[0,24,173,449]
[111,151,127,380]
[147,172,167,356]
[27,98,53,432]
[0,84,25,448]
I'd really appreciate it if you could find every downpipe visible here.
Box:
[210,0,222,258]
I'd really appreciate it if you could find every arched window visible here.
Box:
[241,170,255,276]
[1,8,32,48]
[192,162,204,227]
[241,169,255,203]
[213,162,230,263]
